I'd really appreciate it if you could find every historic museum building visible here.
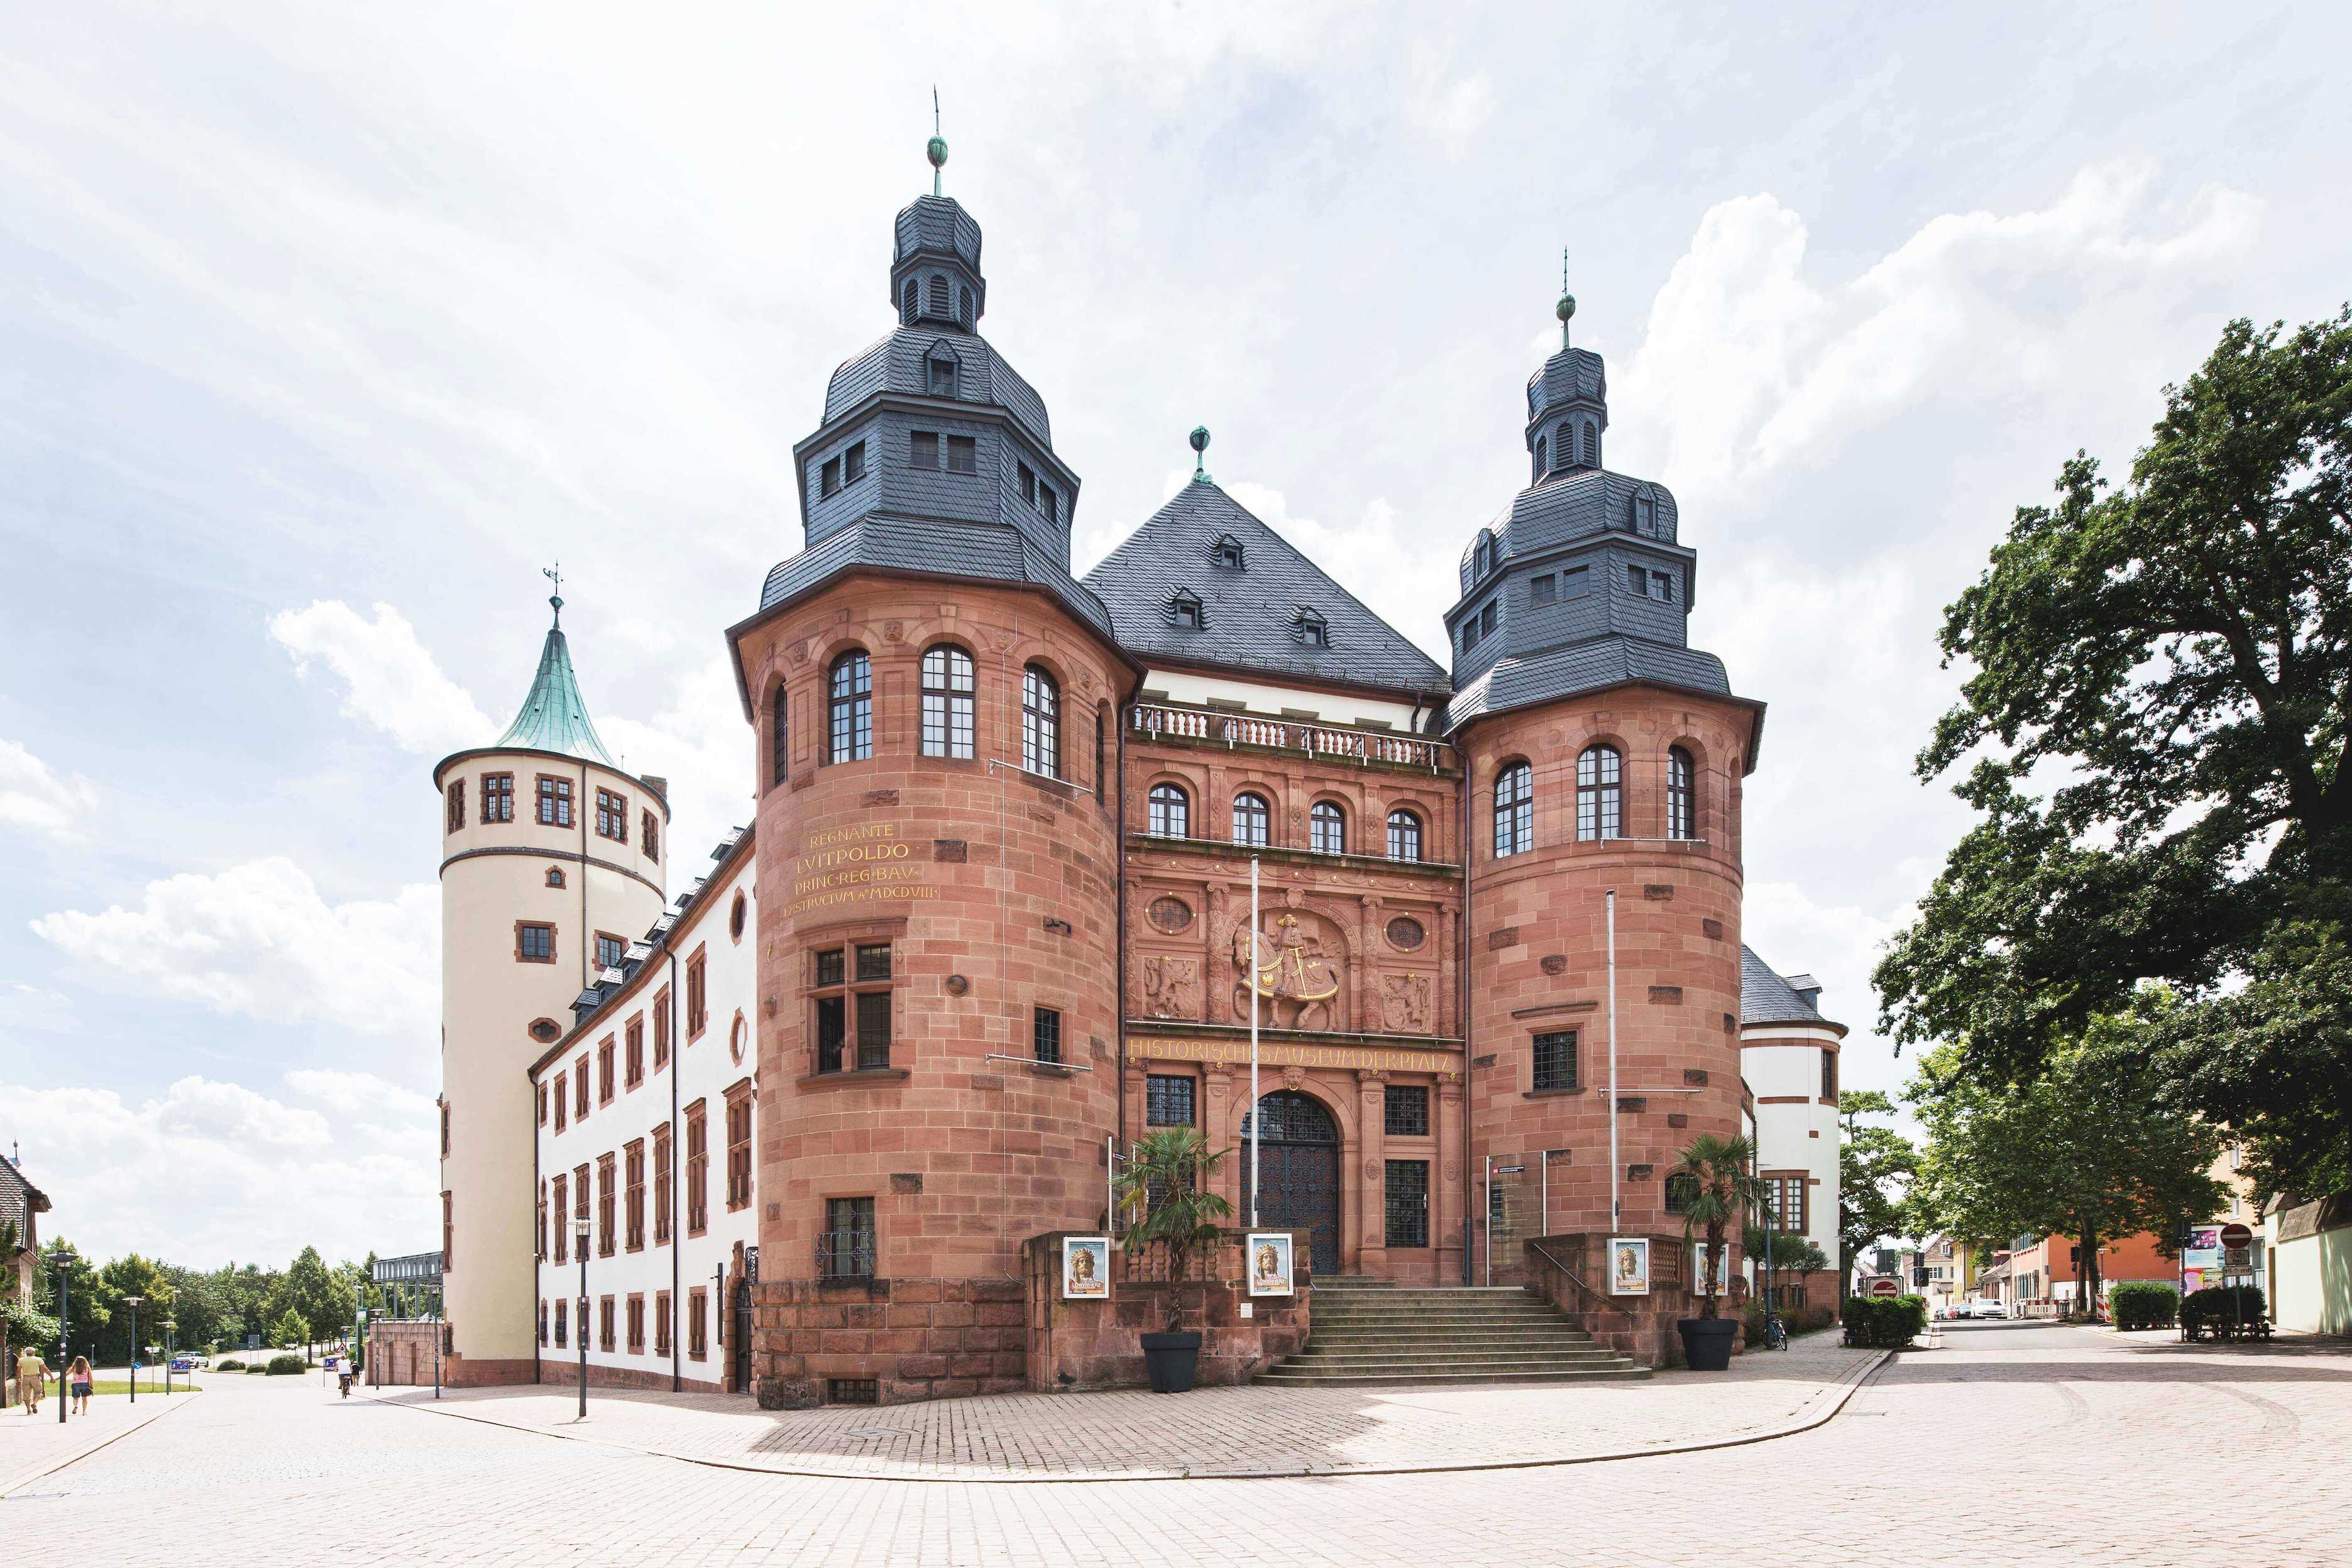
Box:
[420,146,1838,1401]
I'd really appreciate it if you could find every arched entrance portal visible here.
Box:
[1239,1090,1341,1277]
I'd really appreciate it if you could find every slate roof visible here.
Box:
[1441,637,1733,729]
[495,625,617,766]
[563,826,754,1038]
[825,327,1050,446]
[757,514,1114,637]
[1082,480,1450,695]
[1740,946,1846,1033]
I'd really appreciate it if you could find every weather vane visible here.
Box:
[928,87,948,197]
[543,561,563,627]
[1556,247,1576,350]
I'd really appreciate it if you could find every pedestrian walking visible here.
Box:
[15,1347,43,1415]
[67,1355,92,1415]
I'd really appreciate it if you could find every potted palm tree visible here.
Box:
[1670,1133,1768,1371]
[1114,1127,1233,1393]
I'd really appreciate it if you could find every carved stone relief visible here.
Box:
[1379,972,1434,1034]
[1138,955,1200,1021]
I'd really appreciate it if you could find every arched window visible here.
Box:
[1148,781,1190,839]
[1231,791,1271,847]
[1387,808,1424,862]
[957,283,974,326]
[545,867,566,889]
[920,645,975,760]
[1533,436,1546,478]
[1585,419,1600,466]
[1310,800,1346,855]
[901,278,917,324]
[827,651,871,764]
[1559,420,1577,468]
[769,685,789,789]
[1021,665,1060,778]
[1668,746,1696,840]
[926,275,949,317]
[1577,743,1622,841]
[1493,762,1532,857]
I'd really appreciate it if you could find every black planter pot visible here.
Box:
[1677,1317,1739,1371]
[1140,1330,1202,1393]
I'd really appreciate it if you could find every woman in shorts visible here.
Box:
[67,1356,93,1415]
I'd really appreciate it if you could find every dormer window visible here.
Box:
[820,456,842,499]
[842,441,866,484]
[926,351,957,398]
[1210,534,1245,570]
[1294,608,1328,648]
[1019,461,1036,505]
[1473,534,1494,580]
[1631,490,1656,535]
[1168,589,1205,630]
[1038,483,1058,526]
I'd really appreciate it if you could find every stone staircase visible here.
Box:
[1255,1277,1651,1386]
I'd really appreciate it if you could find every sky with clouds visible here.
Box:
[3,3,2344,1266]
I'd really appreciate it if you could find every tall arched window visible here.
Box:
[1533,436,1547,478]
[1021,665,1060,778]
[827,651,871,764]
[1148,782,1190,839]
[1309,801,1346,855]
[1493,762,1532,857]
[1668,746,1696,840]
[769,685,789,789]
[1577,743,1622,841]
[1584,419,1600,466]
[926,275,949,317]
[1559,420,1578,468]
[1387,808,1424,862]
[957,284,974,326]
[901,278,917,324]
[919,645,975,760]
[1232,791,1271,847]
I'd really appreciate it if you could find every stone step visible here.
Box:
[1256,1363,1651,1386]
[1311,1310,1570,1327]
[1307,1333,1600,1352]
[1287,1349,1628,1369]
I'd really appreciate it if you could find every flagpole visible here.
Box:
[1607,888,1619,1233]
[1250,855,1261,1229]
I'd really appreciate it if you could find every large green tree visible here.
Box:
[1877,310,2352,1198]
[1837,1090,1919,1290]
[1906,1024,2225,1311]
[274,1246,351,1359]
[94,1254,174,1366]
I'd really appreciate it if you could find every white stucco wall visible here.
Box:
[1740,1024,1842,1268]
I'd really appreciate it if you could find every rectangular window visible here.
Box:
[820,456,841,498]
[1145,1074,1195,1127]
[1033,1006,1062,1065]
[652,1122,673,1245]
[844,441,867,483]
[440,1098,450,1157]
[686,1103,709,1236]
[552,1174,568,1262]
[812,946,893,1073]
[537,1181,548,1259]
[655,1291,672,1357]
[554,1297,568,1348]
[540,1300,549,1346]
[1529,574,1556,607]
[1767,1173,1809,1233]
[597,1153,616,1257]
[1533,1030,1578,1092]
[1649,570,1674,602]
[625,1017,644,1087]
[481,772,514,822]
[538,1082,549,1126]
[517,922,555,963]
[855,991,892,1071]
[1627,563,1647,595]
[725,1088,753,1211]
[822,1196,876,1279]
[554,1072,567,1132]
[945,434,977,474]
[573,1162,590,1239]
[597,1036,615,1104]
[910,430,939,469]
[600,1295,615,1354]
[642,809,658,862]
[1480,601,1498,640]
[815,995,846,1075]
[442,1190,453,1271]
[1383,1084,1430,1138]
[688,1289,708,1359]
[1385,1160,1430,1248]
[856,943,893,982]
[1822,1049,1838,1102]
[537,775,573,827]
[627,1294,645,1355]
[653,990,671,1069]
[576,1063,588,1119]
[1562,564,1590,598]
[446,779,466,831]
[1038,483,1057,525]
[625,1139,646,1251]
[686,949,708,1039]
[596,932,626,972]
[1018,461,1036,504]
[596,787,628,842]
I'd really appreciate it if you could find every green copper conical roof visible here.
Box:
[495,611,617,766]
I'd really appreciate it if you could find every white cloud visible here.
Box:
[0,737,99,842]
[599,655,754,869]
[270,600,493,757]
[6,1072,436,1264]
[1210,481,1456,666]
[1406,45,1496,158]
[0,981,75,1033]
[28,858,439,1039]
[1617,163,2261,508]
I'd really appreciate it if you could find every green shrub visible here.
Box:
[2180,1285,2265,1333]
[216,1359,246,1371]
[1842,1295,1929,1348]
[245,1364,268,1374]
[1744,1300,1839,1343]
[2109,1281,2179,1330]
[265,1354,307,1376]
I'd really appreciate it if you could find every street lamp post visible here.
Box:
[573,1216,591,1418]
[48,1243,75,1425]
[162,1320,177,1394]
[122,1296,143,1403]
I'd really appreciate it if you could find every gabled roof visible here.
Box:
[495,627,617,767]
[1082,480,1449,695]
[1740,946,1847,1034]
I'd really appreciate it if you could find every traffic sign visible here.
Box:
[1869,1278,1900,1298]
[2219,1222,2253,1250]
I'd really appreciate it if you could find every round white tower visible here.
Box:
[431,594,667,1384]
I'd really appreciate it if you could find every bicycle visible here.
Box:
[1763,1313,1789,1351]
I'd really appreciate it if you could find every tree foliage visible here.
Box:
[274,1246,351,1355]
[1670,1134,1767,1320]
[1113,1129,1234,1332]
[1837,1090,1918,1290]
[1876,310,2352,1196]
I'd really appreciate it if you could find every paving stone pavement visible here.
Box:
[0,1383,201,1494]
[367,1330,1878,1478]
[6,1320,2349,1566]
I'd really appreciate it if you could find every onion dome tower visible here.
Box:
[431,588,667,1384]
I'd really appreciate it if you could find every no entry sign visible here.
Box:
[1869,1278,1900,1298]
[2219,1222,2254,1250]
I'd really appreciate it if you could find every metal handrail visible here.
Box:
[1527,1239,1627,1315]
[1131,703,1455,773]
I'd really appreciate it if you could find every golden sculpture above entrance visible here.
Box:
[1233,913,1343,1031]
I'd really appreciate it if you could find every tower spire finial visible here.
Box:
[1189,425,1211,484]
[1556,248,1576,350]
[927,89,948,198]
[542,561,563,628]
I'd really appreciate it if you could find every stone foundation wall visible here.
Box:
[1521,1232,1748,1366]
[1022,1230,1311,1391]
[749,1275,1030,1408]
[534,1359,728,1395]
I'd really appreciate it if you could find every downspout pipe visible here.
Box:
[670,945,682,1392]
[1114,702,1128,1217]
[1459,751,1475,1286]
